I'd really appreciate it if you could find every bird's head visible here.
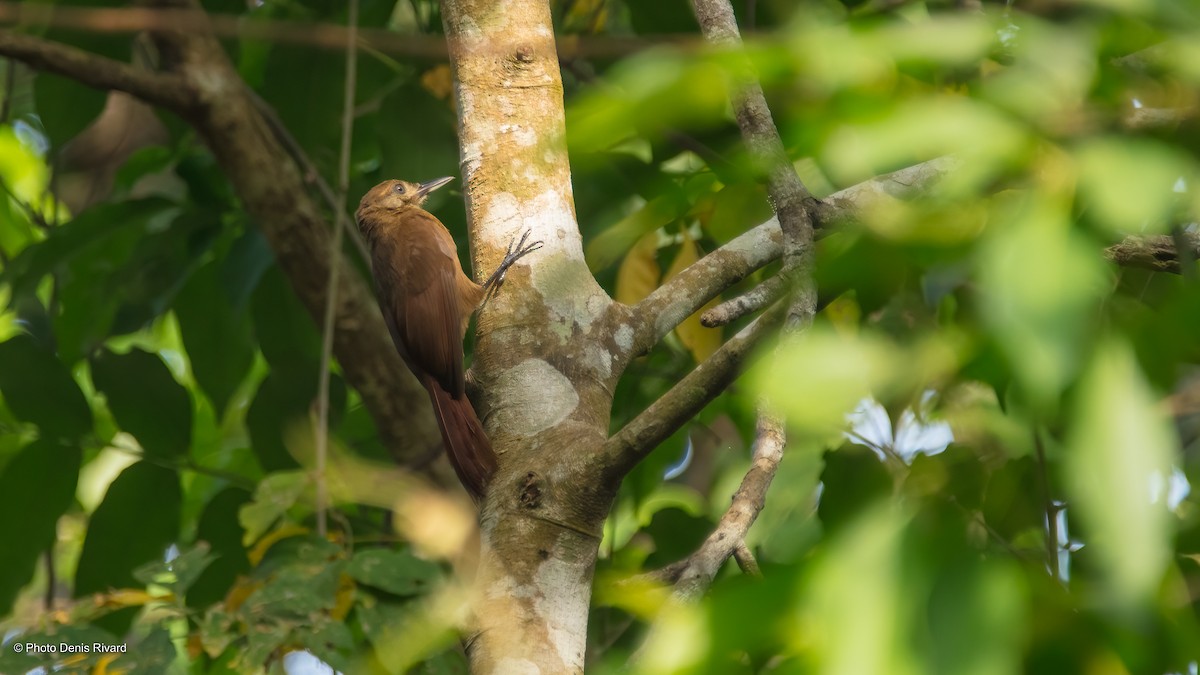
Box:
[358,176,455,214]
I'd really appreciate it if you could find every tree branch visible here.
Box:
[602,302,785,478]
[138,1,444,473]
[625,156,960,356]
[0,29,194,112]
[1105,233,1200,274]
[672,407,784,600]
[0,2,696,60]
[692,0,816,331]
[700,267,786,327]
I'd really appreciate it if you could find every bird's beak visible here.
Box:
[415,176,455,198]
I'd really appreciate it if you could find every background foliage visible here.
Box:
[1,0,1199,673]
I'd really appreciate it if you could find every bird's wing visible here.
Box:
[370,211,466,397]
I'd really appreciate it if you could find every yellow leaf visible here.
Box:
[224,575,261,613]
[665,232,721,363]
[331,573,357,620]
[824,293,861,336]
[98,588,158,609]
[94,653,121,675]
[247,524,309,567]
[420,64,454,101]
[615,232,662,305]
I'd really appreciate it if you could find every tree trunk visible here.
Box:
[440,1,624,672]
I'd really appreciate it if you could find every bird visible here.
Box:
[355,177,542,501]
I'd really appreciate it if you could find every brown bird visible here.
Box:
[356,177,541,501]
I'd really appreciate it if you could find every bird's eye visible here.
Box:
[393,183,406,194]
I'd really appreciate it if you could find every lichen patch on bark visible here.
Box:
[488,359,579,436]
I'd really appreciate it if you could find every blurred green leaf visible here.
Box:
[587,195,680,272]
[187,487,252,609]
[753,325,959,437]
[823,97,1026,187]
[1065,338,1177,608]
[175,261,256,417]
[75,461,181,634]
[0,333,92,440]
[978,199,1106,404]
[346,548,442,596]
[238,470,310,545]
[0,439,80,615]
[377,81,460,187]
[797,504,920,675]
[1075,137,1195,235]
[133,542,216,594]
[90,348,192,459]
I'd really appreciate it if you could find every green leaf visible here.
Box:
[118,628,178,675]
[90,348,193,459]
[133,542,216,594]
[585,195,681,272]
[238,470,310,545]
[0,439,81,614]
[705,181,772,243]
[220,226,275,313]
[259,48,345,157]
[187,487,252,609]
[243,563,344,617]
[2,198,175,302]
[246,373,310,472]
[0,333,92,440]
[1065,338,1178,607]
[1075,137,1196,235]
[377,82,460,188]
[978,198,1107,405]
[175,261,256,416]
[817,445,893,534]
[251,266,321,373]
[33,74,108,150]
[346,549,442,597]
[75,462,181,634]
[299,617,355,672]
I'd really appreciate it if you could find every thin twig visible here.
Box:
[700,273,786,327]
[0,57,14,122]
[43,550,55,610]
[314,0,359,537]
[1033,430,1060,580]
[602,302,786,476]
[246,88,373,265]
[732,541,761,577]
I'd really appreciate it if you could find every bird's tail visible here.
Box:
[423,376,498,502]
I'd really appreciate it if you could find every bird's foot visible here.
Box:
[482,229,543,302]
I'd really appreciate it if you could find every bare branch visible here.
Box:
[672,408,784,601]
[1106,233,1200,274]
[701,273,786,327]
[692,0,817,330]
[0,29,195,111]
[0,2,695,60]
[314,0,359,538]
[732,541,761,577]
[602,302,785,477]
[625,156,960,356]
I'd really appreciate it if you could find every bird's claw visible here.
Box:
[480,229,543,304]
